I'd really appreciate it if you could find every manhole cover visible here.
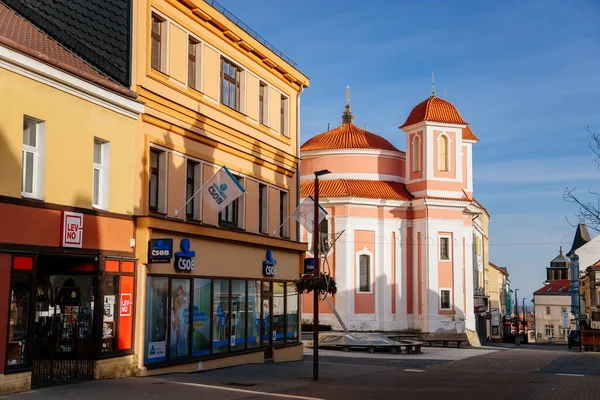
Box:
[225,382,256,387]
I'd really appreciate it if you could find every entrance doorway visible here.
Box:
[261,282,273,359]
[32,255,96,388]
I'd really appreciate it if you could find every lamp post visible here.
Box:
[313,169,330,381]
[522,297,527,339]
[514,289,519,336]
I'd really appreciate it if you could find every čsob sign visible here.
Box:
[148,239,173,263]
[175,238,196,272]
[262,250,277,277]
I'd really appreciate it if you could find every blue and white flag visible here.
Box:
[290,196,327,234]
[200,166,245,213]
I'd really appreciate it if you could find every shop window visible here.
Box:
[170,279,190,358]
[286,282,298,341]
[231,280,246,351]
[192,279,211,356]
[145,277,168,364]
[22,116,45,199]
[258,183,268,234]
[102,259,135,353]
[7,259,34,368]
[247,281,261,349]
[213,279,230,353]
[273,282,285,343]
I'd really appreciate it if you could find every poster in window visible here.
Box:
[104,295,115,322]
[192,279,211,356]
[118,276,134,350]
[145,277,168,364]
[170,279,190,358]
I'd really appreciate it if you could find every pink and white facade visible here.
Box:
[300,96,481,333]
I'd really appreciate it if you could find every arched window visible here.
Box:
[412,136,421,172]
[439,134,449,171]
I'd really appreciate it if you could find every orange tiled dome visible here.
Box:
[300,179,412,201]
[301,123,400,152]
[400,96,468,129]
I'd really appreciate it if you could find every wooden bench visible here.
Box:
[420,333,468,348]
[340,340,422,354]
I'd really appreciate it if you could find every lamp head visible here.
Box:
[314,169,331,178]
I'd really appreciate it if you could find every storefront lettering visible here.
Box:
[148,239,173,264]
[120,293,132,316]
[61,211,83,248]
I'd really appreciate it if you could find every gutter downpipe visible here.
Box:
[296,86,304,242]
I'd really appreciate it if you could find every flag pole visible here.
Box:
[174,180,211,217]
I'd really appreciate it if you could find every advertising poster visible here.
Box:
[103,295,115,322]
[491,309,499,326]
[170,279,190,358]
[145,277,168,364]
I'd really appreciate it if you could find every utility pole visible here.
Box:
[522,297,527,340]
[514,289,520,345]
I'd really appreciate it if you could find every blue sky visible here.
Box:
[222,0,600,300]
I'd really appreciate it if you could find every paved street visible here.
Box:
[4,345,600,399]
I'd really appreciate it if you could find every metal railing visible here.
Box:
[204,0,298,68]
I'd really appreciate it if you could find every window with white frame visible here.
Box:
[546,306,551,314]
[188,37,201,91]
[439,134,449,171]
[439,237,450,260]
[149,148,167,213]
[358,253,371,293]
[545,324,554,337]
[279,190,289,238]
[280,95,289,137]
[93,139,110,209]
[259,82,268,125]
[151,14,167,73]
[21,116,45,199]
[412,135,421,172]
[258,183,268,234]
[440,289,451,309]
[185,160,202,220]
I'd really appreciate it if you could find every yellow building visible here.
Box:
[472,200,490,343]
[487,262,510,342]
[0,3,143,393]
[130,0,309,375]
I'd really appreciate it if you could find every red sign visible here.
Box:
[118,276,134,350]
[61,211,83,248]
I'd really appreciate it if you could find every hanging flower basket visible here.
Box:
[294,273,337,296]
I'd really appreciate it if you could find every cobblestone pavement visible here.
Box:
[4,346,600,399]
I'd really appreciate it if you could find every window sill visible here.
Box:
[21,194,43,201]
[144,346,264,370]
[93,205,109,212]
[273,340,300,349]
[221,102,245,116]
[149,210,168,217]
[186,218,203,226]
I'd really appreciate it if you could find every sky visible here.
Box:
[221,0,600,300]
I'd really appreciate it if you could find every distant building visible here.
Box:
[488,262,510,342]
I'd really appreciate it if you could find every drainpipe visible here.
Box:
[296,86,304,242]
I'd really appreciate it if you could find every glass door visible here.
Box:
[261,297,272,359]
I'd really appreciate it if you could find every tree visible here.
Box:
[564,126,600,231]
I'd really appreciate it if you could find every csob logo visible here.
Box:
[174,238,196,272]
[207,183,228,205]
[262,250,277,277]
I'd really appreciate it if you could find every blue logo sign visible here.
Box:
[174,238,196,272]
[304,258,315,274]
[148,238,173,264]
[262,250,277,277]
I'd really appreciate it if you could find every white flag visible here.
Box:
[290,196,327,233]
[200,166,245,213]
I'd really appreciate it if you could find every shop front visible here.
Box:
[0,203,137,393]
[136,229,304,376]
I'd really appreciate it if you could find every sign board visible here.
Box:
[148,239,173,263]
[304,258,315,275]
[174,239,195,272]
[262,250,277,277]
[61,211,83,248]
[491,309,499,325]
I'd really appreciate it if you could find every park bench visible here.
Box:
[340,340,422,354]
[420,333,468,348]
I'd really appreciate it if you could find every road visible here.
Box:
[4,345,600,399]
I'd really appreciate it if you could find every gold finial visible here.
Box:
[346,85,351,105]
[431,72,435,96]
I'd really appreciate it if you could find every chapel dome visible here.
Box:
[301,105,401,153]
[400,96,468,129]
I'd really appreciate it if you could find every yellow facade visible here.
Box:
[0,68,138,213]
[131,0,309,375]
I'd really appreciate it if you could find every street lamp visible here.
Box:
[514,289,519,337]
[313,169,330,381]
[522,297,527,339]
